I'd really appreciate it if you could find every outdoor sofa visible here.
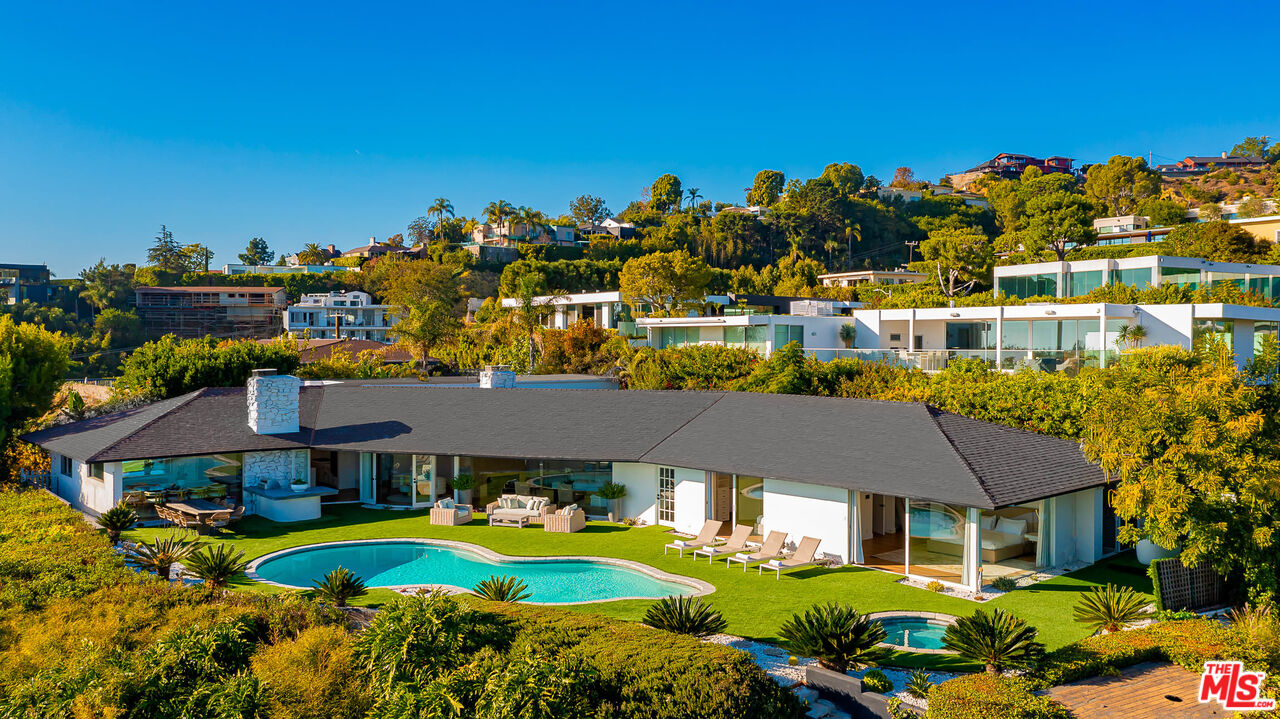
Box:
[485,494,556,524]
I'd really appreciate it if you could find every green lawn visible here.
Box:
[123,505,1151,669]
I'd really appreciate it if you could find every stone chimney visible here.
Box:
[247,368,301,434]
[478,365,517,389]
[1222,151,1229,159]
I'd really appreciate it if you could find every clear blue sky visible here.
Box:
[2,1,1277,278]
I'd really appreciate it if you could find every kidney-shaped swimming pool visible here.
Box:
[247,539,707,604]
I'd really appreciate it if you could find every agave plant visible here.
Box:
[124,533,201,580]
[184,543,249,588]
[942,608,1044,674]
[97,502,138,544]
[642,595,728,638]
[777,603,889,672]
[473,575,532,603]
[905,667,932,699]
[1073,583,1149,634]
[312,567,368,607]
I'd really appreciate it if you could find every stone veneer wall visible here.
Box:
[243,449,309,488]
[247,374,301,434]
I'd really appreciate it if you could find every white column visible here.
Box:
[964,507,982,591]
[850,490,864,564]
[908,311,916,353]
[1099,313,1108,369]
[903,499,912,574]
[995,307,1004,368]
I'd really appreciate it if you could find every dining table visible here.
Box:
[165,499,230,534]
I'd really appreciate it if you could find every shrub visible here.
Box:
[906,667,932,698]
[778,602,889,672]
[928,674,1071,719]
[991,576,1018,592]
[124,533,201,581]
[473,575,533,603]
[862,668,893,693]
[183,543,249,588]
[251,624,373,719]
[642,595,728,638]
[355,593,508,688]
[1036,618,1226,687]
[596,481,628,500]
[1073,583,1149,634]
[927,580,946,593]
[97,502,138,543]
[311,567,368,607]
[942,608,1045,674]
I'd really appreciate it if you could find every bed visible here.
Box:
[924,515,1031,563]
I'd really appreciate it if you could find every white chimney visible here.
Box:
[1222,151,1229,159]
[478,365,517,389]
[247,368,301,434]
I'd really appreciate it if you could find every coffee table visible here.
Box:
[488,514,530,529]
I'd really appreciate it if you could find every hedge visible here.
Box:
[1033,619,1230,688]
[926,674,1070,719]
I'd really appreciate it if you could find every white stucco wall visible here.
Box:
[672,467,706,534]
[49,454,119,514]
[612,462,659,525]
[1048,487,1103,566]
[762,479,852,562]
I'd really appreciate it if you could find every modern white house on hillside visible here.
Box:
[994,255,1280,300]
[23,369,1112,593]
[640,299,1280,372]
[284,291,397,343]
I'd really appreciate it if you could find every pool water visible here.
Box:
[879,617,949,650]
[252,541,695,604]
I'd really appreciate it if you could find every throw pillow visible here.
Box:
[499,497,517,510]
[996,517,1027,536]
[980,515,997,531]
[438,498,454,509]
[564,503,579,513]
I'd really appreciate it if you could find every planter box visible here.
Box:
[803,666,900,719]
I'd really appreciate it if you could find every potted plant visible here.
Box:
[597,481,627,522]
[839,322,857,349]
[452,473,475,505]
[290,477,309,493]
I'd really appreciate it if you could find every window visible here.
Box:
[60,456,72,477]
[1066,270,1104,297]
[997,273,1058,299]
[657,467,675,524]
[1109,267,1154,290]
[945,322,995,350]
[772,324,804,349]
[123,459,166,477]
[89,462,104,480]
[1160,265,1201,290]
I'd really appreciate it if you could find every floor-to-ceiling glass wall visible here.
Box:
[372,453,433,507]
[119,453,244,517]
[458,457,613,514]
[734,475,765,535]
[907,501,971,585]
[977,502,1045,582]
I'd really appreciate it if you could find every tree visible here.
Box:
[483,200,516,227]
[1166,220,1269,262]
[1005,191,1096,260]
[297,243,330,265]
[1083,346,1280,602]
[568,194,610,225]
[503,272,565,371]
[1231,136,1271,159]
[0,315,70,450]
[383,261,464,369]
[1134,197,1187,227]
[1237,196,1268,219]
[891,166,921,189]
[237,237,274,266]
[685,187,703,210]
[819,162,865,197]
[115,336,300,400]
[384,234,405,248]
[913,228,993,297]
[182,243,214,272]
[391,297,461,370]
[942,609,1044,674]
[1084,155,1161,216]
[79,260,136,312]
[649,173,683,213]
[428,197,455,224]
[746,170,785,207]
[147,225,186,272]
[618,249,712,317]
[406,217,432,246]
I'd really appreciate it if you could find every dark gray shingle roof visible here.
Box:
[22,383,1104,508]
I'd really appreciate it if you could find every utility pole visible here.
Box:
[905,241,920,265]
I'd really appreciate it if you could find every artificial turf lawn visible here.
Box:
[123,505,1152,669]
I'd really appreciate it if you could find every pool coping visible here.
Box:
[866,610,959,655]
[244,537,715,605]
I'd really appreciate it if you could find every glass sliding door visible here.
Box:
[734,475,764,535]
[907,501,971,585]
[374,453,433,507]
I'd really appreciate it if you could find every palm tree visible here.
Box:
[778,603,890,672]
[686,187,702,208]
[97,502,138,544]
[845,222,862,271]
[297,243,329,265]
[483,200,515,230]
[184,543,250,588]
[504,274,566,371]
[1073,584,1149,634]
[429,197,455,225]
[942,608,1045,674]
[1115,323,1147,350]
[124,533,201,581]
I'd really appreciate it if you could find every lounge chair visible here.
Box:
[726,530,787,571]
[430,498,474,526]
[543,506,586,533]
[759,536,822,579]
[693,524,753,563]
[664,519,723,557]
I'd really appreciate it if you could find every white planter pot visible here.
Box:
[455,488,473,505]
[1135,539,1178,565]
[290,483,308,494]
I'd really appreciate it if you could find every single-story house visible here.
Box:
[22,369,1114,592]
